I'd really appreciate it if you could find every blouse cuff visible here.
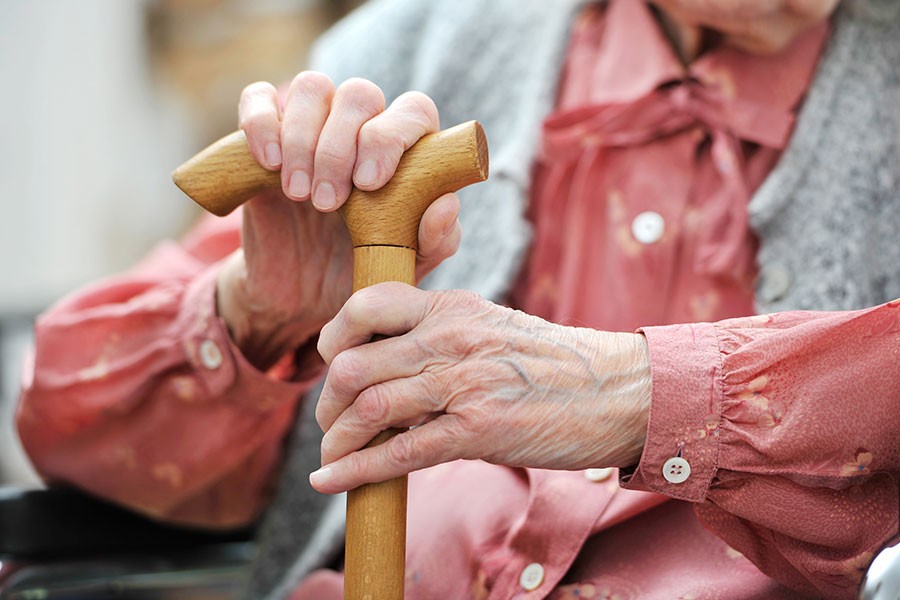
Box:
[621,323,723,502]
[178,262,318,410]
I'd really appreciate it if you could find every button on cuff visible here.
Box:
[181,264,238,396]
[519,563,545,591]
[662,457,691,484]
[182,262,313,408]
[623,323,722,502]
[185,328,235,397]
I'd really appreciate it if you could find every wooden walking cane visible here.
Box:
[171,120,488,599]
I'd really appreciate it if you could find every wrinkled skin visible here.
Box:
[217,74,462,370]
[310,284,652,494]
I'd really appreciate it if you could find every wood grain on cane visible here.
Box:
[172,120,488,599]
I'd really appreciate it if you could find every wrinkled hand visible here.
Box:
[309,283,652,494]
[217,73,461,369]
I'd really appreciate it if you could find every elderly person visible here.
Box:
[17,0,900,598]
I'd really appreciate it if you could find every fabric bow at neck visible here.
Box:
[540,79,796,275]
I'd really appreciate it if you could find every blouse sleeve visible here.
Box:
[624,299,900,598]
[16,211,324,529]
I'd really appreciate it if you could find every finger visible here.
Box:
[317,282,430,364]
[309,416,465,494]
[316,334,427,432]
[353,91,440,191]
[281,71,336,201]
[311,78,385,211]
[416,193,461,280]
[238,81,283,170]
[417,220,461,281]
[319,373,445,465]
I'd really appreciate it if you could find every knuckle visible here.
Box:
[427,291,487,354]
[417,371,448,411]
[238,101,278,130]
[241,80,276,100]
[338,77,383,98]
[329,351,364,391]
[336,78,385,114]
[346,287,379,322]
[318,433,334,462]
[289,70,335,99]
[357,120,389,147]
[315,390,336,430]
[356,386,390,426]
[450,289,485,312]
[316,332,332,363]
[429,290,488,316]
[358,121,405,158]
[315,139,351,165]
[435,323,472,357]
[436,418,468,451]
[421,423,459,463]
[314,403,328,431]
[386,433,416,468]
[344,448,367,480]
[458,404,490,436]
[343,289,366,321]
[239,111,269,133]
[238,85,277,131]
[397,91,439,128]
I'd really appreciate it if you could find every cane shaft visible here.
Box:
[344,246,415,600]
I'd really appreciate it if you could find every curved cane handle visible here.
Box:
[172,121,488,250]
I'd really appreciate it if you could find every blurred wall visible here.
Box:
[1,1,191,315]
[149,0,363,143]
[0,0,362,485]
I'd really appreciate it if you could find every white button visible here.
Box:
[519,562,545,591]
[662,457,691,484]
[631,211,665,244]
[584,467,615,482]
[199,339,223,370]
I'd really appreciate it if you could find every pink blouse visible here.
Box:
[17,1,900,598]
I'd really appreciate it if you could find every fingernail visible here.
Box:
[309,466,332,488]
[355,160,378,187]
[288,170,310,199]
[264,142,282,168]
[313,182,337,211]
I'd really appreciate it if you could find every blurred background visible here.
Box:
[0,0,364,487]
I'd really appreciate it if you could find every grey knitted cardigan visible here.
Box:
[245,2,900,598]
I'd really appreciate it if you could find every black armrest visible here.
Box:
[0,486,255,559]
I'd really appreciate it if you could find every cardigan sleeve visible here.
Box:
[16,211,323,529]
[624,299,900,598]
